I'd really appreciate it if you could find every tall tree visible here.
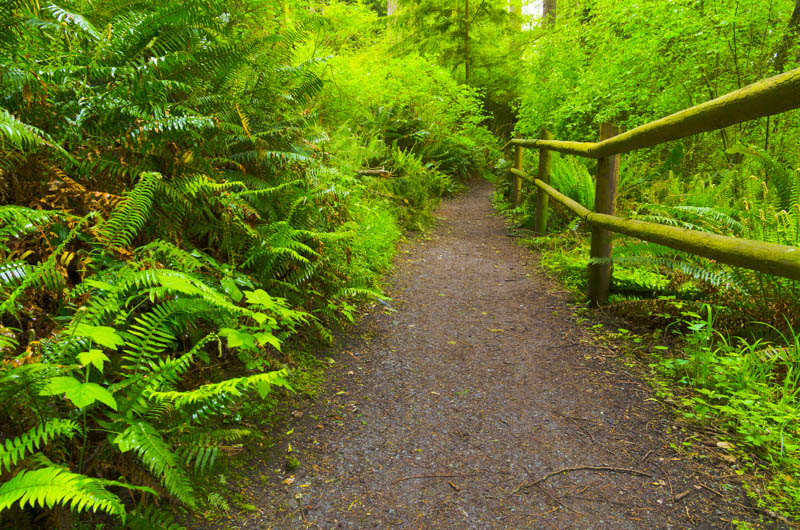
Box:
[543,0,556,26]
[465,0,470,82]
[774,0,800,72]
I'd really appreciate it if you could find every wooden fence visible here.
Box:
[509,67,800,306]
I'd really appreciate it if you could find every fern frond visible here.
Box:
[0,261,29,287]
[0,108,69,158]
[0,419,79,473]
[336,287,386,301]
[0,213,91,316]
[114,333,218,415]
[177,445,219,474]
[113,421,195,507]
[0,467,125,519]
[101,172,160,248]
[147,369,293,407]
[135,240,205,272]
[0,206,60,240]
[44,3,102,40]
[614,255,736,288]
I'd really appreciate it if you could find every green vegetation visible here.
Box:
[498,0,800,517]
[4,0,800,524]
[0,0,494,526]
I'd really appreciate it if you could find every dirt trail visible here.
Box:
[210,181,763,528]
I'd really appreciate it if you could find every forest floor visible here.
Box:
[196,180,778,529]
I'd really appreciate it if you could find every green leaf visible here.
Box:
[40,376,81,396]
[78,383,118,410]
[41,377,117,410]
[244,289,275,308]
[255,380,271,399]
[156,273,199,295]
[73,324,124,350]
[254,332,281,351]
[218,328,256,350]
[85,279,114,291]
[221,278,243,302]
[77,349,110,373]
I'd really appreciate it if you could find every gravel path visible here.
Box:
[206,180,765,529]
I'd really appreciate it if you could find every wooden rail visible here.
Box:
[512,68,800,158]
[509,66,800,306]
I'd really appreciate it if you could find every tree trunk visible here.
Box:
[543,0,556,27]
[774,0,800,73]
[387,0,397,16]
[464,0,470,83]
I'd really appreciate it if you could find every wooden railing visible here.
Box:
[509,67,800,306]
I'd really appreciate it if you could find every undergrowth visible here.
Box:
[0,1,496,527]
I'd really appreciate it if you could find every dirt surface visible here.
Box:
[200,181,773,529]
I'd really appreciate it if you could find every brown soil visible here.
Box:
[198,181,776,529]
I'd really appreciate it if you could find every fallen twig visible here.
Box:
[699,483,724,498]
[674,489,693,502]
[512,465,651,494]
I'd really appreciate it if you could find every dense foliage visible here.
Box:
[0,1,495,526]
[502,0,800,516]
[5,0,800,522]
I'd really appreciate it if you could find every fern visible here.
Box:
[729,144,800,210]
[0,108,63,156]
[101,172,161,248]
[114,334,218,415]
[0,213,91,316]
[550,154,595,210]
[113,421,195,508]
[0,467,125,519]
[44,3,102,41]
[0,261,28,287]
[0,206,59,241]
[147,369,293,407]
[0,419,79,473]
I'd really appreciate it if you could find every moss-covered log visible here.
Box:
[513,67,800,158]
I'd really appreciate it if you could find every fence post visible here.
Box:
[535,129,553,235]
[587,122,620,307]
[513,145,523,206]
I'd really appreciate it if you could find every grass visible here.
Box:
[654,306,800,517]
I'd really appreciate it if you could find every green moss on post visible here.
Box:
[535,130,553,235]
[588,123,620,307]
[513,145,523,206]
